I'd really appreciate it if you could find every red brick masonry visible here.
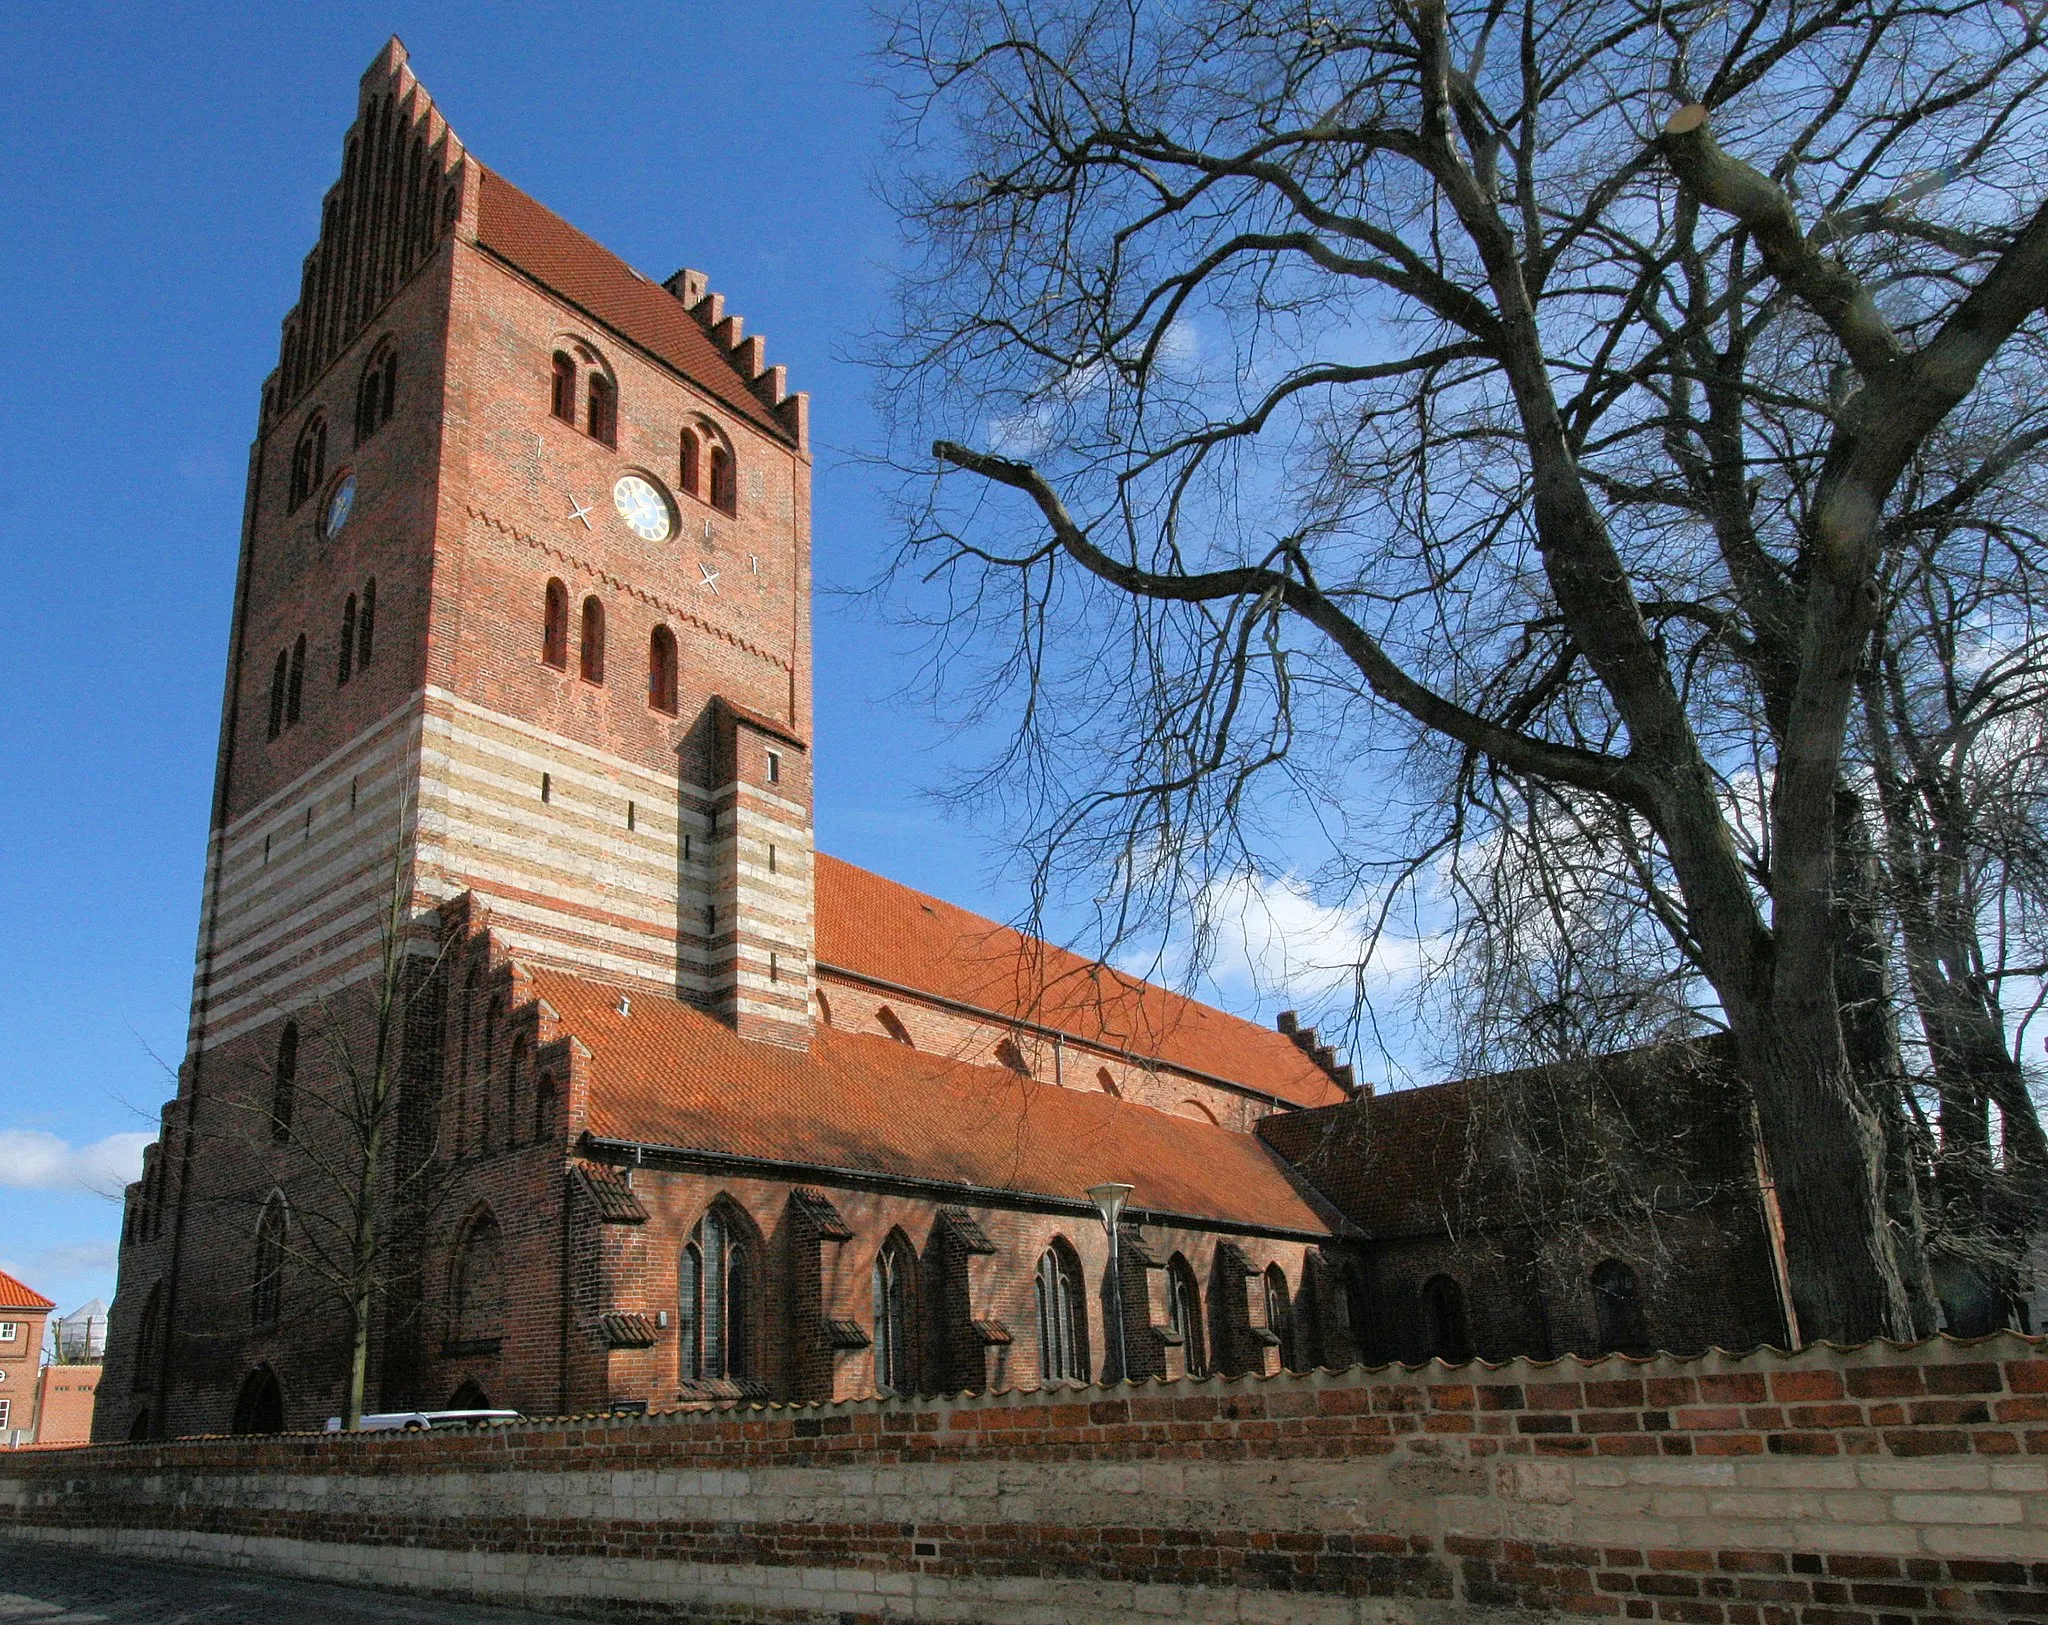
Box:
[4,1337,2043,1623]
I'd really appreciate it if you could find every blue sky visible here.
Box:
[0,3,1370,1321]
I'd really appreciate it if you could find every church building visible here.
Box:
[97,42,1786,1440]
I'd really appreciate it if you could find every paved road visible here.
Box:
[0,1542,586,1624]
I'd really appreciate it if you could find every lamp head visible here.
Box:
[1086,1181,1135,1230]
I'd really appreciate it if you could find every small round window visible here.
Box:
[613,474,673,543]
[323,472,358,540]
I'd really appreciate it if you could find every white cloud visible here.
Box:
[1198,870,1424,1003]
[0,1130,152,1197]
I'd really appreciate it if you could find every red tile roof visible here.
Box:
[0,1270,54,1312]
[533,969,1334,1236]
[814,855,1348,1109]
[474,169,789,440]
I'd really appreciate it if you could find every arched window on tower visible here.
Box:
[268,650,289,741]
[708,442,735,513]
[586,372,617,446]
[542,579,569,669]
[1167,1254,1206,1376]
[357,577,376,670]
[580,596,605,685]
[648,624,678,715]
[1034,1241,1087,1382]
[270,1021,298,1141]
[286,635,306,728]
[871,1232,918,1394]
[288,415,327,511]
[1420,1274,1473,1363]
[338,594,358,686]
[550,351,577,423]
[251,1195,287,1327]
[679,1203,753,1383]
[1591,1259,1651,1354]
[355,340,397,444]
[679,427,702,499]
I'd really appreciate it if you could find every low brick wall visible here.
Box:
[2,1337,2042,1623]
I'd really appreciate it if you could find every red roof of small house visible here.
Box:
[813,855,1348,1110]
[474,168,789,440]
[532,969,1335,1237]
[0,1270,54,1312]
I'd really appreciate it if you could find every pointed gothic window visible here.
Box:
[357,577,376,669]
[1591,1259,1650,1354]
[679,1204,753,1383]
[288,415,327,512]
[270,1021,298,1141]
[678,427,701,498]
[550,352,576,423]
[876,1006,913,1047]
[252,1196,287,1327]
[1167,1254,1206,1376]
[480,994,502,1152]
[586,372,617,446]
[708,443,735,512]
[286,635,306,727]
[872,1232,918,1394]
[1265,1264,1300,1372]
[268,650,288,741]
[542,580,569,668]
[649,624,678,714]
[534,1072,558,1142]
[338,594,357,686]
[580,597,605,685]
[1034,1242,1086,1382]
[450,1211,505,1348]
[1420,1274,1473,1363]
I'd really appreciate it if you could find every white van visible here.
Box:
[324,1408,521,1432]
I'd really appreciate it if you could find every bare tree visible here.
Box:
[872,0,2048,1341]
[219,795,448,1429]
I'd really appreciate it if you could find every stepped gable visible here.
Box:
[815,855,1347,1109]
[474,170,794,441]
[267,37,466,421]
[533,968,1334,1235]
[0,1270,53,1312]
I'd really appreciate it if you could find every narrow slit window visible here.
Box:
[708,443,735,512]
[268,650,288,741]
[766,750,781,785]
[648,624,678,714]
[542,579,569,668]
[626,801,636,832]
[541,772,552,804]
[286,635,306,727]
[678,427,701,498]
[337,595,357,685]
[357,577,375,669]
[580,596,605,684]
[586,373,617,446]
[550,352,576,423]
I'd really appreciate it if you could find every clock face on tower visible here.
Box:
[324,473,357,540]
[613,474,673,543]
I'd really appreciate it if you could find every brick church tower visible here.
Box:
[201,36,815,1057]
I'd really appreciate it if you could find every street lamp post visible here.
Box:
[1086,1182,1135,1383]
